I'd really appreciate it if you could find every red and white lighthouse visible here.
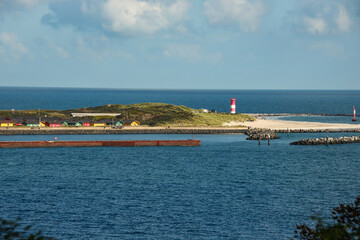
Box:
[230,98,236,114]
[353,106,357,122]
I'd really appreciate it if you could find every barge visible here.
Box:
[0,140,201,148]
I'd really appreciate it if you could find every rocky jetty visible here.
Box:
[276,129,360,133]
[245,128,279,140]
[290,136,360,145]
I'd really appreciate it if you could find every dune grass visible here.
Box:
[0,103,255,127]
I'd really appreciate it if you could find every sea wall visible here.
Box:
[291,136,360,145]
[1,128,360,135]
[0,128,248,135]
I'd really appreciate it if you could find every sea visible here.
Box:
[0,87,360,239]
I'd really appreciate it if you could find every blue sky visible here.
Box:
[0,0,359,89]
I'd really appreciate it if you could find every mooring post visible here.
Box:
[258,138,261,145]
[267,134,271,146]
[326,136,329,146]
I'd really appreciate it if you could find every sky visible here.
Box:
[0,0,359,90]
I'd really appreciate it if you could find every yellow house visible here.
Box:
[131,121,140,127]
[94,123,106,127]
[123,120,140,127]
[0,120,14,127]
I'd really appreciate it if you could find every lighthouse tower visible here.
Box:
[353,106,357,122]
[230,98,236,114]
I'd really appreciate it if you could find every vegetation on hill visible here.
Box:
[0,103,255,127]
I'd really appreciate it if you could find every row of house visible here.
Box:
[0,118,140,128]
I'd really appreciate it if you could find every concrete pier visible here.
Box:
[0,140,201,148]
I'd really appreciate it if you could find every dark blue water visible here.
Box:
[1,87,360,115]
[1,88,360,239]
[1,134,360,239]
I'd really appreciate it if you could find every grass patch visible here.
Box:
[0,103,255,127]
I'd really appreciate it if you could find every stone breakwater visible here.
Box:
[0,128,248,135]
[290,136,360,145]
[245,128,279,140]
[275,129,360,133]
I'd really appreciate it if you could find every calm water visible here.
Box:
[1,134,360,239]
[0,87,360,115]
[1,88,360,239]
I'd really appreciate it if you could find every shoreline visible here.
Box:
[0,127,248,135]
[1,120,360,135]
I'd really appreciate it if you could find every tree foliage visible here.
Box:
[0,218,54,240]
[293,196,360,240]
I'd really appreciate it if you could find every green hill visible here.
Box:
[0,103,255,127]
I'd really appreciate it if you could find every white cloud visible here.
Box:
[0,32,28,61]
[43,0,190,36]
[101,0,189,35]
[303,16,327,35]
[336,4,351,33]
[163,44,222,63]
[290,0,354,35]
[203,0,266,32]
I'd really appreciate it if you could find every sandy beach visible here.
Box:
[240,119,360,130]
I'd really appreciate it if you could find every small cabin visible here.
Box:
[115,121,123,127]
[123,120,140,127]
[63,120,83,127]
[13,118,27,126]
[131,121,140,127]
[94,122,106,127]
[49,123,62,127]
[23,119,40,127]
[0,120,14,127]
[40,118,63,127]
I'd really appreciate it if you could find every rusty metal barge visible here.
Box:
[0,140,201,148]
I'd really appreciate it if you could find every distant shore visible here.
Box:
[1,119,360,135]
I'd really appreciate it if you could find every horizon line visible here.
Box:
[0,85,359,91]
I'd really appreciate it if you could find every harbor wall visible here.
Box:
[0,128,247,135]
[1,128,360,135]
